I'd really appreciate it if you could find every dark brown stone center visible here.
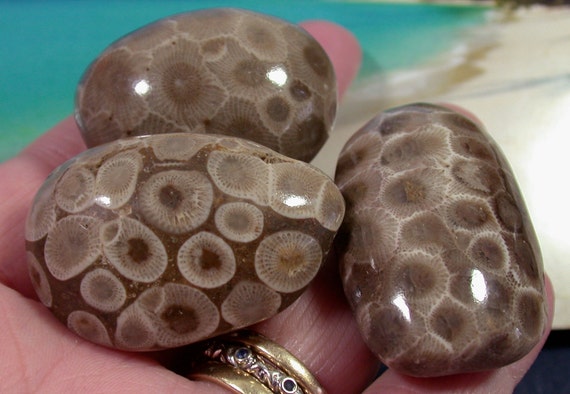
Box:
[402,263,435,296]
[266,97,290,122]
[303,45,330,78]
[432,308,465,342]
[200,249,222,270]
[159,185,183,210]
[161,305,198,334]
[472,238,504,269]
[456,202,489,227]
[128,238,149,263]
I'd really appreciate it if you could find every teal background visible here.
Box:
[0,0,489,161]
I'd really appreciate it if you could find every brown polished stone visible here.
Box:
[75,8,337,162]
[335,103,546,377]
[25,133,344,351]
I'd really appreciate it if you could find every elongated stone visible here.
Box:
[25,133,344,351]
[75,8,337,162]
[335,103,546,377]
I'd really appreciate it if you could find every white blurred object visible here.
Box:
[314,5,570,329]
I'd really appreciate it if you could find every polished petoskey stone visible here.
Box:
[75,8,337,162]
[25,133,345,351]
[335,103,547,377]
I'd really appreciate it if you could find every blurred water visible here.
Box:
[0,0,489,161]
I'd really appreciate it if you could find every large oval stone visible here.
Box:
[25,133,344,351]
[335,103,546,377]
[75,8,337,162]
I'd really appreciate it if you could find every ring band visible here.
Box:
[188,360,273,394]
[187,330,326,394]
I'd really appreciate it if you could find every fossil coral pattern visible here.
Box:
[335,103,546,377]
[75,8,336,162]
[25,133,344,351]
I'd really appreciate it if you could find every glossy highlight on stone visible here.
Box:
[25,133,344,351]
[75,8,337,162]
[335,103,546,377]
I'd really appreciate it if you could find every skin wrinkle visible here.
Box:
[307,265,359,361]
[0,289,31,392]
[56,348,158,392]
[316,313,379,393]
[0,159,37,292]
[39,323,217,393]
[38,344,85,392]
[0,288,75,393]
[28,308,78,391]
[0,284,206,393]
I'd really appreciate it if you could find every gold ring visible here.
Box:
[187,330,326,394]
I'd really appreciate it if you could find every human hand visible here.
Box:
[0,21,553,393]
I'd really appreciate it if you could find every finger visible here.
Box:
[363,274,555,393]
[439,102,484,128]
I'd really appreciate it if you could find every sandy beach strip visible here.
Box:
[439,6,570,330]
[354,0,495,6]
[315,5,570,329]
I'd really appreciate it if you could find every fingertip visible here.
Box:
[438,102,485,129]
[543,273,555,341]
[300,21,362,99]
[20,116,85,176]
